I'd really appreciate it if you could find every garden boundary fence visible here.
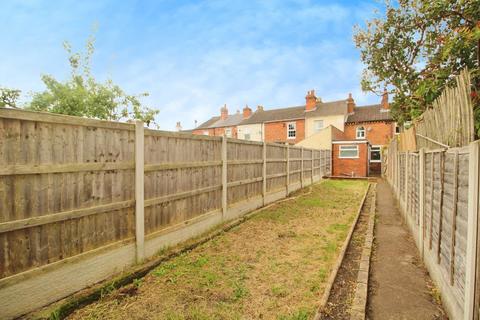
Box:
[385,137,480,320]
[0,108,331,319]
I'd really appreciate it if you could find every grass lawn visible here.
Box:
[68,180,368,320]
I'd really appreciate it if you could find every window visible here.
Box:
[339,145,359,158]
[287,122,296,139]
[370,146,381,162]
[314,120,324,132]
[225,128,232,137]
[203,130,209,136]
[356,126,365,139]
[243,128,250,140]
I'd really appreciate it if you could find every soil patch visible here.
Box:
[319,183,375,319]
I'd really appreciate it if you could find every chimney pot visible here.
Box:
[220,104,228,120]
[175,121,182,132]
[381,89,390,110]
[242,105,252,119]
[305,89,317,111]
[347,93,355,114]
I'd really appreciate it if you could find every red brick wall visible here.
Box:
[264,119,305,144]
[332,143,368,177]
[343,121,394,145]
[192,126,237,138]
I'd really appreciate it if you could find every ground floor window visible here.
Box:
[370,146,381,162]
[339,145,359,158]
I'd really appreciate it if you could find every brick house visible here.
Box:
[190,90,395,177]
[331,91,395,177]
[192,104,252,138]
[238,105,306,144]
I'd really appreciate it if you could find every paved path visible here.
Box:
[367,179,446,319]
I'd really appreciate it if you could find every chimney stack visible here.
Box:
[381,89,389,110]
[243,105,252,119]
[220,104,228,120]
[347,93,355,114]
[257,105,264,112]
[175,121,182,132]
[305,90,317,111]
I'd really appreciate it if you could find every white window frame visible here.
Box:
[243,128,251,140]
[225,128,232,138]
[356,126,365,139]
[370,145,382,163]
[339,145,359,159]
[314,120,324,132]
[287,122,296,139]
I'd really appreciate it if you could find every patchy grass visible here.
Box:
[68,180,368,320]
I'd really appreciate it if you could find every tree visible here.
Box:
[0,87,21,108]
[354,0,480,136]
[28,34,159,126]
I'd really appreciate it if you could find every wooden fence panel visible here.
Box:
[385,140,474,320]
[266,144,287,192]
[0,113,136,279]
[143,133,223,235]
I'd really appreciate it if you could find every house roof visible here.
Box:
[305,100,348,117]
[239,105,306,125]
[194,112,246,130]
[195,116,220,129]
[346,104,393,123]
[207,113,244,128]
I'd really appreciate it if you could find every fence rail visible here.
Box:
[385,137,480,320]
[0,107,331,319]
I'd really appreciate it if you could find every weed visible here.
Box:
[232,281,249,300]
[271,285,288,297]
[132,278,143,288]
[277,308,311,320]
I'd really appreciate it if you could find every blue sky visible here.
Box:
[0,0,383,130]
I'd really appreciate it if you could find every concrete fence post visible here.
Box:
[419,148,425,260]
[134,120,145,263]
[286,144,290,194]
[222,136,228,220]
[301,147,304,187]
[464,140,480,320]
[311,149,314,184]
[263,142,267,205]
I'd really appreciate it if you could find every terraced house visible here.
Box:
[191,90,396,176]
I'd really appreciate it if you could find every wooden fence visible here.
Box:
[385,137,480,320]
[399,68,475,151]
[0,108,331,319]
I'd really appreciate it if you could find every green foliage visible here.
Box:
[354,0,480,136]
[27,34,159,126]
[0,87,21,108]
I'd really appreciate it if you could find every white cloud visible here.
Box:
[0,0,381,130]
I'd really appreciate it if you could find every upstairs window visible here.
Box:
[314,120,324,132]
[339,145,359,158]
[203,130,209,136]
[225,128,232,137]
[287,122,296,139]
[356,126,365,139]
[243,128,250,140]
